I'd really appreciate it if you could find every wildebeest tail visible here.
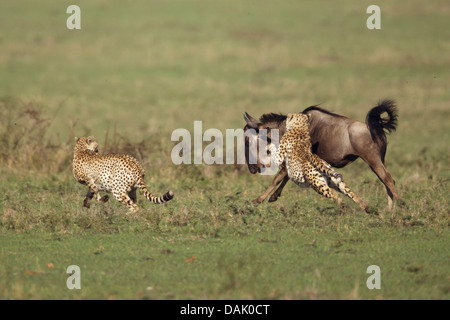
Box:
[366,99,398,144]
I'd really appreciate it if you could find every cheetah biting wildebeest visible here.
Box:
[266,113,370,213]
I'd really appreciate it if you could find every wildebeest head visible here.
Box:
[243,112,286,174]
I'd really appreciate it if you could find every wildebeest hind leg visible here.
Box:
[363,156,400,210]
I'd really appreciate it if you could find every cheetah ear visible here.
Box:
[75,137,79,142]
[87,137,92,144]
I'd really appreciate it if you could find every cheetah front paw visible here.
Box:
[331,173,343,185]
[265,143,276,153]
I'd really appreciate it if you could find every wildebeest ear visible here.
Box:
[244,112,259,128]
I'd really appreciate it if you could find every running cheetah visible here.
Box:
[73,136,174,212]
[266,113,369,212]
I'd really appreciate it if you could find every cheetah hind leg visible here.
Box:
[112,191,139,213]
[83,190,94,208]
[128,188,137,203]
[307,175,346,211]
[330,177,371,214]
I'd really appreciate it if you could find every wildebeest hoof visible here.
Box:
[397,199,408,209]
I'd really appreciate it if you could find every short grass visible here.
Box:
[0,0,449,300]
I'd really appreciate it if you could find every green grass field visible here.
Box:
[0,0,449,300]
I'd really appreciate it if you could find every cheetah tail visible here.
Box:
[143,188,174,204]
[137,177,174,204]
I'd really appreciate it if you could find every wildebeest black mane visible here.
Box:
[259,106,346,125]
[258,113,287,125]
[302,105,345,118]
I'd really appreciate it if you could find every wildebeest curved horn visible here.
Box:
[244,112,259,128]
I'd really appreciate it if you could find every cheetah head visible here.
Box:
[75,136,99,153]
[286,113,311,130]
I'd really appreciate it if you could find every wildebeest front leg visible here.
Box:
[253,166,289,203]
[268,174,289,202]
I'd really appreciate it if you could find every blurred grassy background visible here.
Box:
[0,0,449,299]
[1,0,449,135]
